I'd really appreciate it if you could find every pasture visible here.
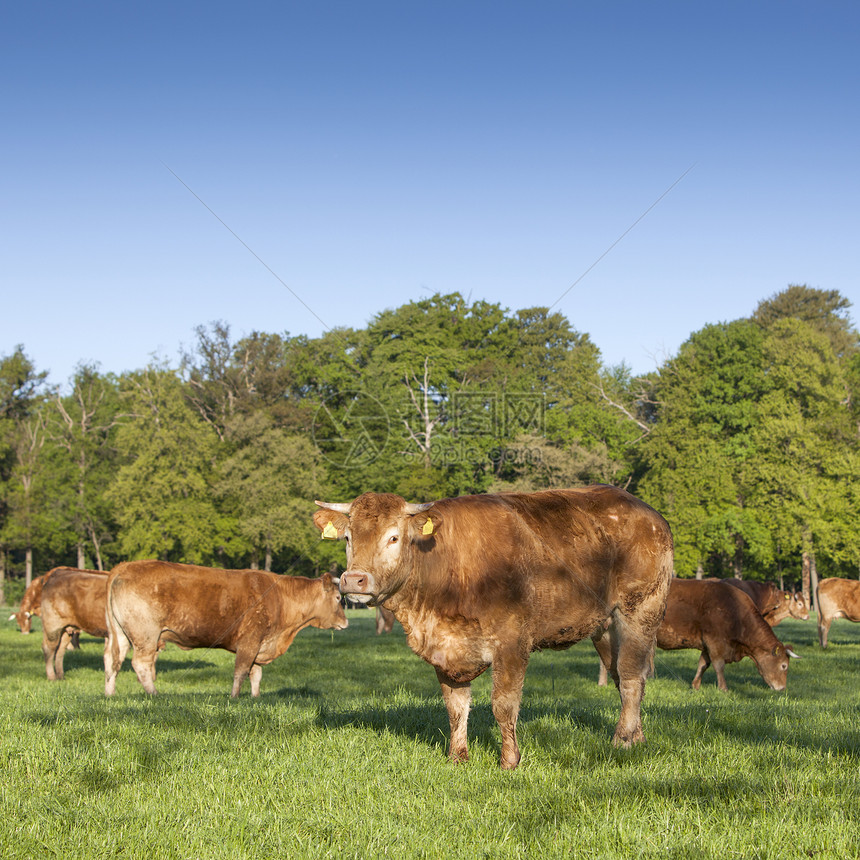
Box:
[1,607,858,859]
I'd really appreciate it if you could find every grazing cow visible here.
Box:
[376,606,396,635]
[816,578,860,648]
[314,486,674,769]
[721,579,809,626]
[10,574,47,633]
[40,569,109,680]
[9,567,105,636]
[104,561,348,697]
[655,578,796,691]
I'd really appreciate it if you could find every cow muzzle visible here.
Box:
[339,570,377,604]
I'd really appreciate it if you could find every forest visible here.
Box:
[1,284,858,608]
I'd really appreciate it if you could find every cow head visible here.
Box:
[9,610,32,633]
[787,591,810,621]
[756,643,796,691]
[312,572,349,631]
[313,493,438,605]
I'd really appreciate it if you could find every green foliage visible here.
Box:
[0,284,858,582]
[105,363,228,563]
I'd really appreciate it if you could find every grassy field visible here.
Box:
[1,606,858,859]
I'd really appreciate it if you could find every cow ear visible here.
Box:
[320,572,338,591]
[410,509,441,541]
[313,509,348,539]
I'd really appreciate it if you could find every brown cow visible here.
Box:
[104,561,348,697]
[314,486,674,769]
[816,577,860,648]
[655,578,796,691]
[721,579,809,626]
[40,569,109,681]
[9,567,105,636]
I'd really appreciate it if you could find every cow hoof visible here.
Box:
[500,752,521,770]
[612,728,645,748]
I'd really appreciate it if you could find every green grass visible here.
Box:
[1,609,859,859]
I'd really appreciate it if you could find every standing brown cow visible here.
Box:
[314,486,674,769]
[655,578,796,691]
[104,561,348,697]
[816,578,860,648]
[721,579,809,626]
[40,569,109,680]
[9,567,105,636]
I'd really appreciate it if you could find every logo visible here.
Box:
[312,391,390,468]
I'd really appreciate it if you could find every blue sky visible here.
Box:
[3,1,858,387]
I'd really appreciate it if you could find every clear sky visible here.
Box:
[3,1,858,388]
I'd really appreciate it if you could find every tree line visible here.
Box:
[2,284,858,608]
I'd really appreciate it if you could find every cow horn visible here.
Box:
[7,614,14,621]
[786,648,801,659]
[404,502,434,514]
[314,501,352,514]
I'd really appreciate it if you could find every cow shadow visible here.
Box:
[314,697,619,764]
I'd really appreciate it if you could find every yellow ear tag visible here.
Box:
[422,517,434,536]
[322,521,339,540]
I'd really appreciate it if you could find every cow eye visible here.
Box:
[388,535,398,544]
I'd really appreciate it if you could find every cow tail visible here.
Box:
[104,571,131,691]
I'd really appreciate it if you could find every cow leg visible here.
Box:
[609,615,653,747]
[691,652,711,690]
[104,623,131,696]
[131,648,159,695]
[597,660,609,686]
[248,664,263,697]
[42,633,63,681]
[435,668,472,764]
[491,650,529,769]
[231,647,259,698]
[712,659,729,692]
[818,614,831,649]
[53,629,74,680]
[592,631,612,687]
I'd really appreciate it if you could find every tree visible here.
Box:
[105,363,229,563]
[753,284,859,362]
[0,347,50,591]
[46,364,121,569]
[216,413,325,572]
[746,318,860,605]
[636,320,771,578]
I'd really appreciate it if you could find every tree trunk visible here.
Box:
[695,562,704,580]
[0,550,5,606]
[810,553,820,616]
[25,548,33,588]
[264,548,273,572]
[801,550,811,607]
[77,543,86,569]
